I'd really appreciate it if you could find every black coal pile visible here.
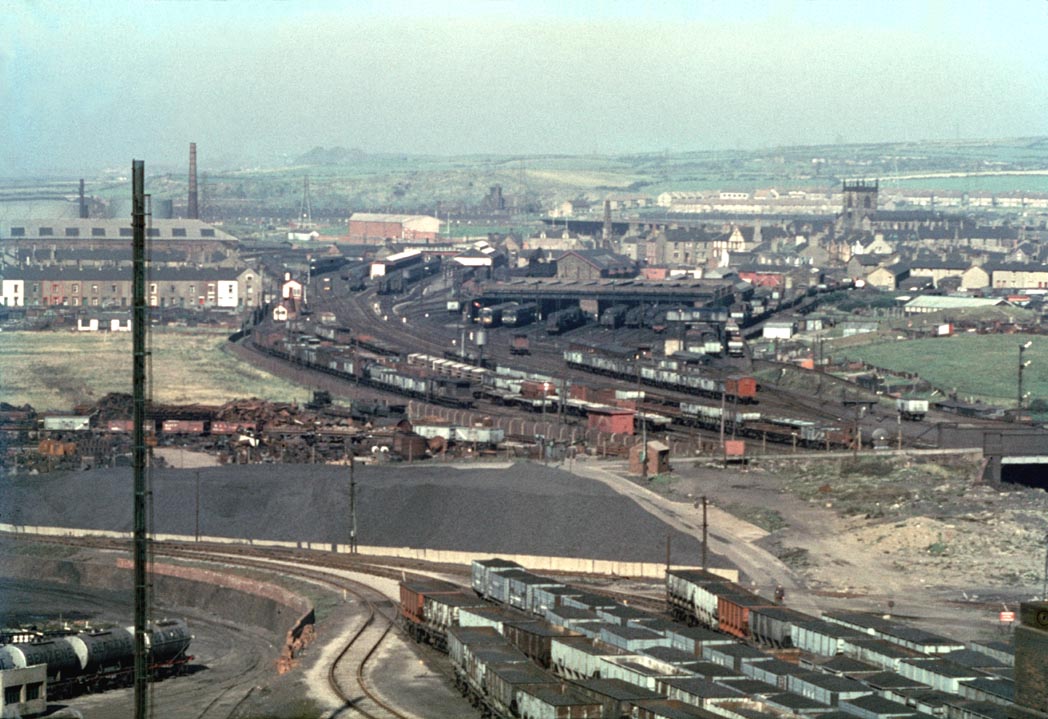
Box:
[0,463,705,563]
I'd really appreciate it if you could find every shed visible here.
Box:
[588,406,634,435]
[629,439,670,476]
[0,664,47,718]
[763,320,796,340]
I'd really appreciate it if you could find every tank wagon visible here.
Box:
[0,619,192,699]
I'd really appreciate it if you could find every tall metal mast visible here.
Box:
[132,159,150,719]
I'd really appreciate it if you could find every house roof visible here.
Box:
[7,266,252,282]
[0,219,236,242]
[557,249,634,271]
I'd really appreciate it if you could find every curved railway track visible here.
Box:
[5,534,467,719]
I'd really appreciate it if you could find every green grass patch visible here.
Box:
[832,333,1048,406]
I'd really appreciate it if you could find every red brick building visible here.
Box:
[347,213,441,244]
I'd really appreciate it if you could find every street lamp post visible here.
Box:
[1018,341,1032,411]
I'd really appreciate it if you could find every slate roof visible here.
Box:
[1,219,235,242]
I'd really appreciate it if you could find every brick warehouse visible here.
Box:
[346,213,441,244]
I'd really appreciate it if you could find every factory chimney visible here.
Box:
[188,142,199,219]
[602,199,612,246]
[79,179,88,219]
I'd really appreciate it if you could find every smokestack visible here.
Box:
[79,179,88,219]
[602,199,612,245]
[188,142,199,219]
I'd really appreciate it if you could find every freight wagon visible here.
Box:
[896,398,928,421]
[564,349,758,403]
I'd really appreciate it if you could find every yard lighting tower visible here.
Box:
[1019,341,1033,410]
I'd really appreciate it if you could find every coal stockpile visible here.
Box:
[1,463,706,563]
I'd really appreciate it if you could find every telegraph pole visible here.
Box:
[131,159,149,719]
[701,496,709,570]
[349,454,358,554]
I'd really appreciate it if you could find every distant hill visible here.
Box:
[295,146,367,165]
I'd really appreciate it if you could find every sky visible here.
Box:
[3,0,1048,175]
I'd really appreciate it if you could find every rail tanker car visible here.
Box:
[0,619,192,699]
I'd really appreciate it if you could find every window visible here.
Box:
[10,226,25,237]
[52,283,60,292]
[149,283,157,294]
[32,283,39,293]
[66,227,79,236]
[92,284,99,293]
[207,283,215,292]
[147,228,160,237]
[172,227,187,237]
[92,297,99,306]
[111,284,117,292]
[119,228,132,237]
[188,285,195,294]
[39,226,54,236]
[92,227,106,237]
[72,297,80,306]
[170,285,176,292]
[26,683,42,701]
[72,283,79,293]
[4,685,19,705]
[200,228,215,237]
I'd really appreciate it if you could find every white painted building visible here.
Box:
[1,278,24,306]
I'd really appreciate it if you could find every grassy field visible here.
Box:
[832,333,1048,406]
[0,329,312,412]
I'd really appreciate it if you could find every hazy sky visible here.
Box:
[4,0,1048,175]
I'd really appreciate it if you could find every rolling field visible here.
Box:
[832,333,1048,406]
[0,329,312,411]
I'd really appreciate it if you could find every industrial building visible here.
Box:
[347,213,441,244]
[0,219,238,264]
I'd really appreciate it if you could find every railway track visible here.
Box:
[5,534,464,719]
[297,272,931,453]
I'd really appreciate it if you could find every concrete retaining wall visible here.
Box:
[0,523,737,582]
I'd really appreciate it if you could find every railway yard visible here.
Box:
[4,264,1048,719]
